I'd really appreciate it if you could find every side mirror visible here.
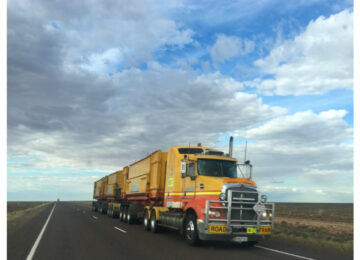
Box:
[180,161,186,178]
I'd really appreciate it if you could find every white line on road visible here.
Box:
[255,245,316,260]
[114,226,127,233]
[26,203,57,260]
[92,216,98,219]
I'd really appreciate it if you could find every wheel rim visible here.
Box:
[127,212,130,222]
[144,214,148,227]
[119,209,123,220]
[151,216,155,229]
[185,220,195,241]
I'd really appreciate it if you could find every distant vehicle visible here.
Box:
[92,137,274,246]
[57,198,60,202]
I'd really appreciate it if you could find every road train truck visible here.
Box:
[92,137,274,246]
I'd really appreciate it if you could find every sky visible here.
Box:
[6,0,354,202]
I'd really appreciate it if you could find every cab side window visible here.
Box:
[187,163,195,177]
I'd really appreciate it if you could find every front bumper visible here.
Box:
[198,189,275,242]
[197,222,271,242]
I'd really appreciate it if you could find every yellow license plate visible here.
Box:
[247,227,257,234]
[259,226,272,234]
[208,225,227,234]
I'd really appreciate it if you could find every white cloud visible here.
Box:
[246,109,352,145]
[247,9,353,95]
[315,189,325,195]
[210,34,255,63]
[229,109,353,202]
[79,48,124,74]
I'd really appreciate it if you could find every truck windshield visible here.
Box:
[197,159,237,178]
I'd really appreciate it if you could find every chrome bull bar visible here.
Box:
[204,190,275,234]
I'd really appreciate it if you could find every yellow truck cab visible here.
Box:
[153,143,274,245]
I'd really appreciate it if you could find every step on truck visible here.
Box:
[92,137,274,246]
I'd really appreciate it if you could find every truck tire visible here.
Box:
[143,209,150,231]
[184,213,199,246]
[150,210,159,233]
[126,209,134,224]
[123,206,128,222]
[119,206,124,221]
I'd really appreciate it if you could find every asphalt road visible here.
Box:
[8,202,353,260]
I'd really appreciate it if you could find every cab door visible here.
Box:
[182,162,197,200]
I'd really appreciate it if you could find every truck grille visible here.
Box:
[228,187,258,221]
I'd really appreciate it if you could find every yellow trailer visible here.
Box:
[125,150,167,199]
[107,170,121,197]
[93,176,108,199]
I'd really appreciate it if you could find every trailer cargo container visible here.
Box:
[93,137,274,246]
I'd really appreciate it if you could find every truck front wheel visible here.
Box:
[184,213,199,246]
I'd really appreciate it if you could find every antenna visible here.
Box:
[244,140,247,163]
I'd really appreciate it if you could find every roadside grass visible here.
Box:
[275,203,353,222]
[7,201,49,213]
[272,221,353,251]
[273,203,353,252]
[7,202,52,222]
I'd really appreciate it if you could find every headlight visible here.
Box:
[262,212,267,217]
[219,193,226,201]
[209,210,221,218]
[260,194,267,203]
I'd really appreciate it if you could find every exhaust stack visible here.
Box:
[229,136,233,157]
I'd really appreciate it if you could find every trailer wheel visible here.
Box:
[143,209,150,231]
[184,213,199,246]
[150,210,158,233]
[123,206,128,222]
[126,209,134,224]
[119,206,124,221]
[121,206,125,222]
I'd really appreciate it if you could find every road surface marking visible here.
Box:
[114,226,127,233]
[26,203,56,260]
[255,245,316,260]
[92,216,98,220]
